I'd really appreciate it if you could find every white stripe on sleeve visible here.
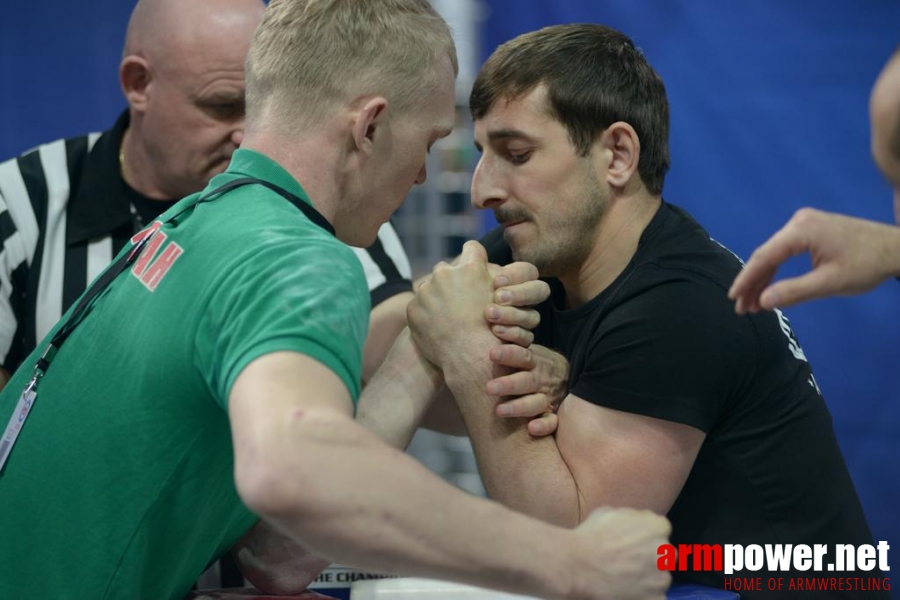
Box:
[34,141,71,342]
[0,158,40,266]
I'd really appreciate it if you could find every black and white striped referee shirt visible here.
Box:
[0,111,412,374]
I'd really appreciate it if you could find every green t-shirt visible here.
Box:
[0,149,369,599]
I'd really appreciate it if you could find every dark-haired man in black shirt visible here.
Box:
[407,24,887,598]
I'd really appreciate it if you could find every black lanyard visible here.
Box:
[26,176,334,389]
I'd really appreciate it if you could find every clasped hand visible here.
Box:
[408,241,568,437]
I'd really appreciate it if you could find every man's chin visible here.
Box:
[197,166,229,190]
[336,227,379,249]
[504,228,530,260]
[203,158,232,180]
[509,245,553,278]
[508,246,535,271]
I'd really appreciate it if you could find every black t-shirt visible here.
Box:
[482,202,885,598]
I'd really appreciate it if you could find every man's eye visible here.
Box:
[205,102,245,120]
[508,150,531,164]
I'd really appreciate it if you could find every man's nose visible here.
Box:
[471,156,506,210]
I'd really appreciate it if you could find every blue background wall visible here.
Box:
[1,0,898,588]
[0,2,134,156]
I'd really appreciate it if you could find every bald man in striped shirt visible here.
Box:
[0,0,414,391]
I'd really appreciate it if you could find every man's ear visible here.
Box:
[598,121,641,189]
[351,97,389,157]
[120,55,152,113]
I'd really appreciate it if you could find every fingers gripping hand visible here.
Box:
[486,261,549,348]
[485,304,539,347]
[491,261,547,304]
[486,344,569,436]
[576,507,671,600]
[480,260,560,436]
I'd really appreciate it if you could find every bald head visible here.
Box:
[870,48,900,191]
[118,0,264,200]
[124,0,265,63]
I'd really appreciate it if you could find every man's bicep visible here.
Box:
[556,393,705,517]
[229,352,355,500]
[229,351,354,435]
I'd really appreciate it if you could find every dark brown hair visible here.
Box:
[471,24,670,195]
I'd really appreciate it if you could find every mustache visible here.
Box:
[494,208,532,226]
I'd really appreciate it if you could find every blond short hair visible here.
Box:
[246,0,458,130]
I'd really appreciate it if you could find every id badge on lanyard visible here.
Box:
[0,377,39,472]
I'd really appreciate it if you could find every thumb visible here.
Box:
[459,240,488,265]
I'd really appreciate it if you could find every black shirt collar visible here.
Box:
[66,110,178,245]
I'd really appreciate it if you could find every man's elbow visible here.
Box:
[234,446,306,520]
[234,552,314,596]
[232,449,337,594]
[233,541,328,596]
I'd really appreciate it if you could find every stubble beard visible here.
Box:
[509,177,609,279]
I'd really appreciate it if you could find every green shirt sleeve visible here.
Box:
[194,230,370,410]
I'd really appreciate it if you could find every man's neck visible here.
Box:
[240,126,349,229]
[119,125,176,201]
[557,193,661,309]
